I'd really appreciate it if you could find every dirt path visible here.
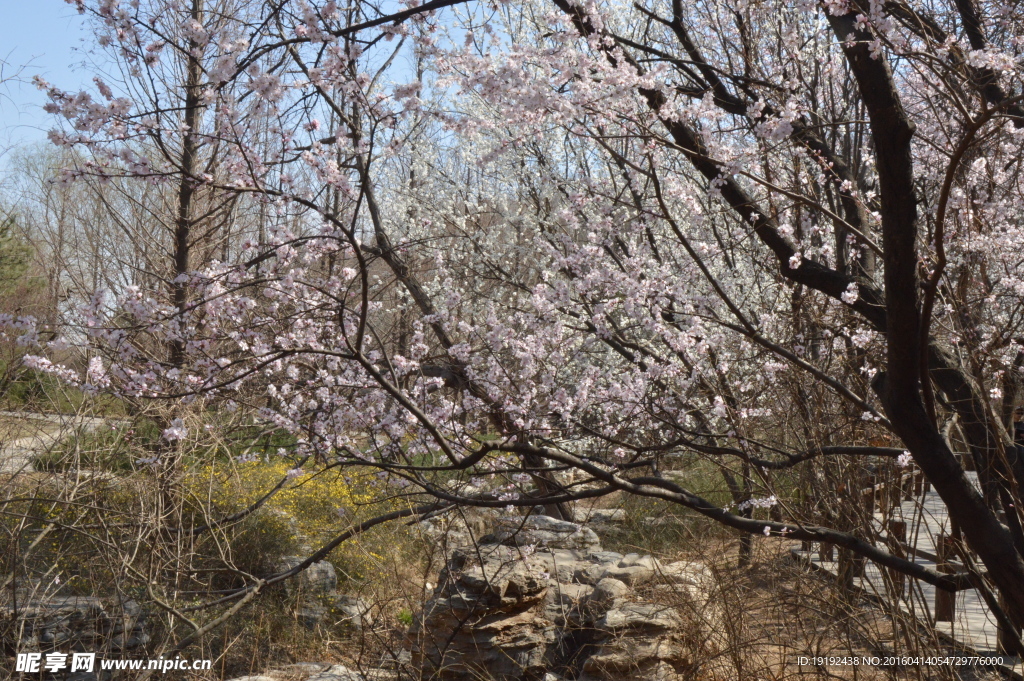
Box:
[0,412,111,474]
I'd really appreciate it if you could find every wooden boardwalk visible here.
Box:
[790,471,1023,678]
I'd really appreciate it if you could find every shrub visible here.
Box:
[32,419,162,473]
[186,461,413,586]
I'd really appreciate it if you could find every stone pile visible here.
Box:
[227,513,721,681]
[2,596,148,654]
[409,515,721,681]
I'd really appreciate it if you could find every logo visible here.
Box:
[15,652,95,673]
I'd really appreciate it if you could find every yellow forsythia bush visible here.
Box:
[185,461,410,584]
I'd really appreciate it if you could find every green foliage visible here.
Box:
[31,419,298,473]
[0,369,125,414]
[32,419,163,473]
[0,367,61,409]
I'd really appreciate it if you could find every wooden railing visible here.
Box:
[797,464,1023,653]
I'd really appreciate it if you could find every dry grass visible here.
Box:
[2,441,1010,681]
[631,533,1006,681]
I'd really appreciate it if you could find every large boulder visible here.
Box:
[276,557,335,626]
[235,515,717,681]
[577,603,691,681]
[333,595,374,631]
[409,544,560,680]
[414,507,505,549]
[276,558,338,599]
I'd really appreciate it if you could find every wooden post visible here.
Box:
[838,547,856,597]
[849,554,866,577]
[801,540,812,552]
[878,479,890,515]
[850,529,866,577]
[863,474,876,515]
[819,542,834,562]
[888,521,906,595]
[998,593,1022,655]
[914,469,923,496]
[934,533,956,622]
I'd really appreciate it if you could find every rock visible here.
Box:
[650,561,720,623]
[590,509,626,524]
[598,603,681,633]
[579,510,630,542]
[414,507,503,548]
[589,578,629,610]
[580,604,691,681]
[274,558,340,627]
[307,665,370,681]
[544,582,593,626]
[599,564,655,586]
[527,548,584,583]
[410,544,560,680]
[408,537,710,680]
[574,561,654,587]
[588,551,623,564]
[656,561,706,587]
[296,604,328,628]
[2,596,148,653]
[572,507,626,524]
[276,558,338,598]
[619,552,642,566]
[574,562,607,585]
[333,595,373,630]
[621,554,660,571]
[484,514,602,553]
[110,631,151,650]
[551,582,594,605]
[579,637,690,681]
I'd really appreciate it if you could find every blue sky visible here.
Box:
[1,0,93,151]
